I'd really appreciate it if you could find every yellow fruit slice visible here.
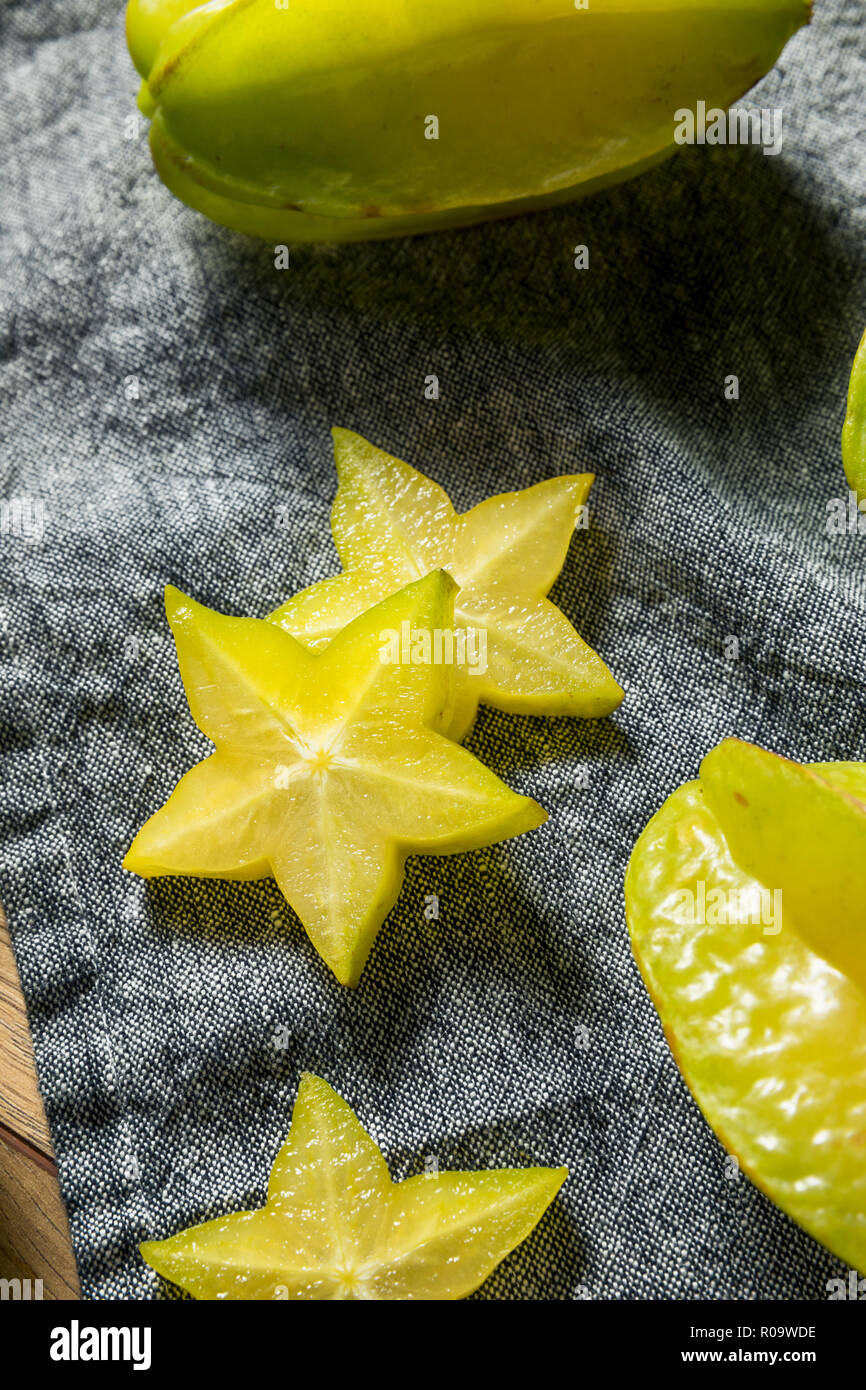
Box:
[269,429,622,742]
[625,741,866,1273]
[140,1073,568,1299]
[124,571,545,985]
[842,326,866,505]
[126,0,807,242]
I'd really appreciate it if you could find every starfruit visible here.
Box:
[126,0,809,243]
[124,571,545,984]
[141,1073,568,1299]
[843,326,866,505]
[269,429,622,742]
[625,739,866,1273]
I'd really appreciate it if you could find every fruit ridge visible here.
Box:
[140,1073,568,1300]
[127,0,809,242]
[842,326,866,505]
[626,740,866,1272]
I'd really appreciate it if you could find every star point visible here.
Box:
[140,1074,567,1300]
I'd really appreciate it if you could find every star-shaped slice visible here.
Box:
[123,571,545,984]
[843,325,866,504]
[140,1073,568,1300]
[268,428,623,741]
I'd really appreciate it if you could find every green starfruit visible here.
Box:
[127,0,809,243]
[843,327,866,505]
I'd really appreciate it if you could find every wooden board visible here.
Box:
[0,908,80,1299]
[0,1131,80,1300]
[0,914,52,1156]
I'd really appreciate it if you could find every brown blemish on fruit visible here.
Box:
[733,791,749,806]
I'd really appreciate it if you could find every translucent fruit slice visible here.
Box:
[625,740,866,1273]
[123,571,545,985]
[269,429,622,742]
[140,1073,568,1299]
[843,326,866,505]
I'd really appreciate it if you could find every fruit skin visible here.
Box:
[269,428,622,741]
[140,1073,568,1299]
[123,571,545,985]
[127,0,809,243]
[842,327,866,505]
[625,743,866,1274]
[701,738,866,995]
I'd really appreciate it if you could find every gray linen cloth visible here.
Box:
[1,0,864,1299]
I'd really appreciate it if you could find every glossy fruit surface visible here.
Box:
[127,0,808,242]
[124,572,545,984]
[701,739,866,994]
[843,327,866,504]
[141,1073,568,1299]
[625,740,866,1273]
[269,429,622,741]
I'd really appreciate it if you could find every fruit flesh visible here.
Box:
[842,326,866,504]
[626,745,866,1272]
[127,0,808,241]
[140,1073,568,1299]
[123,571,545,984]
[269,429,622,741]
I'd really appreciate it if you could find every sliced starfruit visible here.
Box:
[625,738,866,1273]
[141,1074,567,1300]
[701,739,866,995]
[269,429,622,742]
[843,326,866,505]
[124,571,545,985]
[126,0,808,243]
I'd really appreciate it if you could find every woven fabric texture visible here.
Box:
[1,0,864,1299]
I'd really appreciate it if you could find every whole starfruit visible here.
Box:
[127,0,809,244]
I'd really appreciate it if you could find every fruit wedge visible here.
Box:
[843,326,866,505]
[141,1073,568,1299]
[124,571,545,985]
[625,739,866,1273]
[269,429,622,742]
[701,739,866,995]
[125,0,808,243]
